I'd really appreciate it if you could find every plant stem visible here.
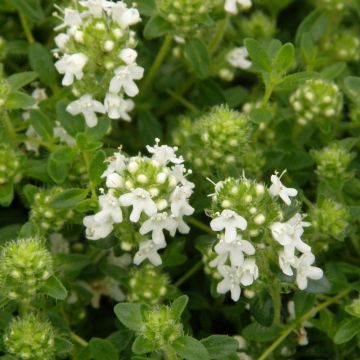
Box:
[175,261,203,287]
[258,289,350,360]
[70,332,88,347]
[1,111,17,144]
[269,279,281,325]
[163,345,179,360]
[18,300,30,316]
[188,217,213,235]
[141,33,173,95]
[262,82,275,106]
[166,90,198,113]
[81,151,97,200]
[19,12,35,44]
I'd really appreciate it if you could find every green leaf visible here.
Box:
[18,222,40,238]
[56,254,90,275]
[28,43,57,87]
[242,323,282,342]
[294,292,315,318]
[47,154,69,184]
[29,109,53,140]
[89,150,106,185]
[51,147,77,163]
[76,133,103,152]
[276,71,321,92]
[86,117,111,140]
[89,338,118,360]
[107,329,133,352]
[5,91,35,110]
[137,110,162,147]
[22,184,39,203]
[244,38,272,73]
[333,318,360,344]
[185,38,210,79]
[172,336,210,360]
[132,336,158,354]
[274,43,295,73]
[7,71,38,91]
[39,275,68,300]
[320,62,346,80]
[143,15,172,39]
[51,188,89,209]
[56,101,85,136]
[171,295,189,320]
[250,290,274,326]
[344,76,360,104]
[295,9,329,44]
[12,0,44,23]
[135,0,156,17]
[114,303,144,332]
[197,80,226,106]
[0,182,14,207]
[55,336,73,355]
[200,335,239,359]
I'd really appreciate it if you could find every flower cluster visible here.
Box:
[54,0,143,127]
[224,0,252,15]
[290,79,343,127]
[172,106,263,183]
[207,172,323,301]
[0,237,53,300]
[4,314,56,360]
[0,143,21,185]
[30,187,74,232]
[84,139,194,267]
[240,11,276,40]
[128,264,169,304]
[226,47,252,70]
[157,0,211,37]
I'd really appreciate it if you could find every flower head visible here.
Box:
[109,64,144,97]
[217,265,242,301]
[55,53,88,86]
[226,47,252,69]
[133,240,166,266]
[104,93,134,120]
[269,171,298,205]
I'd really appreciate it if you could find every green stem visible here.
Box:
[18,300,30,316]
[188,217,213,235]
[141,33,173,95]
[175,261,203,287]
[70,332,88,347]
[1,111,17,143]
[262,82,275,106]
[163,345,179,360]
[19,12,35,44]
[258,289,350,360]
[166,90,198,113]
[82,151,97,200]
[269,279,281,325]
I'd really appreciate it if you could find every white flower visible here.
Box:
[66,94,105,127]
[269,171,298,206]
[83,215,113,240]
[146,138,184,166]
[270,213,311,256]
[54,33,69,50]
[210,209,247,243]
[217,265,242,301]
[53,122,75,145]
[171,164,195,189]
[79,0,109,17]
[224,0,252,14]
[226,47,252,70]
[106,173,123,188]
[239,258,259,286]
[94,192,122,224]
[212,235,255,268]
[109,64,144,97]
[175,216,190,234]
[54,8,82,31]
[104,93,134,121]
[278,250,297,276]
[102,152,127,179]
[170,186,194,217]
[295,252,323,290]
[139,212,178,245]
[133,240,166,266]
[55,53,88,86]
[119,188,157,222]
[114,7,141,28]
[119,48,138,65]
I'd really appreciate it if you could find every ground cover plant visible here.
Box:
[0,0,359,359]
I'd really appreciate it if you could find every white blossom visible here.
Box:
[83,215,113,240]
[54,33,70,50]
[269,171,298,206]
[171,164,195,189]
[94,192,122,224]
[110,3,141,28]
[146,138,184,166]
[270,213,311,256]
[119,48,138,65]
[210,209,247,243]
[104,93,134,121]
[102,152,127,179]
[295,252,323,290]
[53,122,75,145]
[109,64,144,97]
[133,240,166,266]
[139,212,178,245]
[79,0,109,17]
[224,0,252,15]
[119,188,157,222]
[55,53,88,86]
[226,47,252,70]
[170,186,194,217]
[66,94,105,127]
[239,258,259,286]
[175,216,191,234]
[217,265,242,301]
[278,250,297,276]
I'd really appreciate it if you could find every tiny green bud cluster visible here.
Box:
[173,106,262,180]
[157,0,211,37]
[30,187,74,232]
[240,11,276,40]
[0,237,53,300]
[0,73,10,108]
[4,314,56,360]
[141,305,183,347]
[0,144,21,185]
[312,143,355,181]
[128,264,168,304]
[290,79,343,126]
[310,199,350,242]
